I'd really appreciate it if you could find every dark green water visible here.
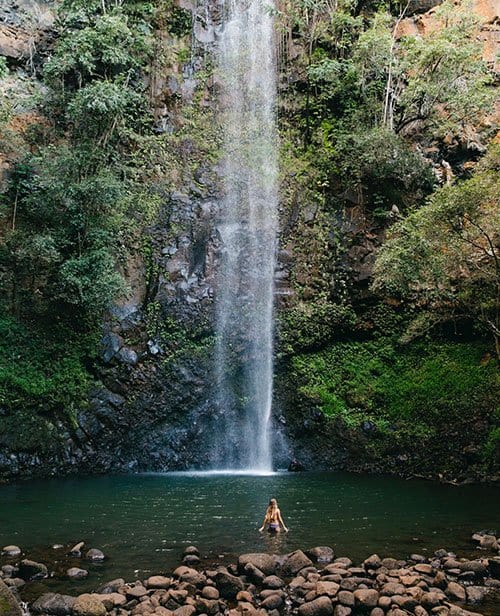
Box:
[0,472,498,595]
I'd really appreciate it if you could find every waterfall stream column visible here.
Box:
[214,0,278,472]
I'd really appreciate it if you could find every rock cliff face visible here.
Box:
[0,0,498,481]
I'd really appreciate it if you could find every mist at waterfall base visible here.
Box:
[211,0,279,472]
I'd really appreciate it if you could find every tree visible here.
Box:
[373,145,500,357]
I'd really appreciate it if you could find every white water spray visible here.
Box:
[214,0,278,472]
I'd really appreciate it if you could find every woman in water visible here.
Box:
[259,498,288,533]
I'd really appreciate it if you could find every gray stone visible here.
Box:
[31,593,75,615]
[18,559,48,581]
[307,547,334,564]
[281,551,314,576]
[214,571,244,600]
[239,554,280,576]
[86,549,105,561]
[67,568,88,580]
[1,547,20,558]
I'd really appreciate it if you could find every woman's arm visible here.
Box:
[258,514,268,532]
[278,510,288,532]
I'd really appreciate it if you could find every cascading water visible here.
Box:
[213,0,278,472]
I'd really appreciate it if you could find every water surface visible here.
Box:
[0,472,498,594]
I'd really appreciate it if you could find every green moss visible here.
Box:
[291,340,498,441]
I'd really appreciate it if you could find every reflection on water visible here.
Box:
[0,471,498,594]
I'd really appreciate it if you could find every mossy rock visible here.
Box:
[0,581,22,616]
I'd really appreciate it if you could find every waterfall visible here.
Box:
[213,0,278,472]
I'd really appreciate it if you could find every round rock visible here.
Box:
[1,546,21,558]
[72,594,106,616]
[85,549,105,562]
[67,568,89,580]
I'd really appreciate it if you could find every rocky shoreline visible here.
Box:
[1,534,500,616]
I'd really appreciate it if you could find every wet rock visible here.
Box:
[1,547,21,558]
[67,568,89,580]
[31,593,75,615]
[0,580,22,616]
[146,577,172,590]
[86,549,105,561]
[281,551,314,576]
[478,535,497,550]
[307,548,334,564]
[72,594,107,616]
[214,571,244,600]
[298,596,333,616]
[458,560,487,577]
[70,542,85,557]
[1,566,17,579]
[18,559,48,581]
[334,558,352,569]
[183,546,200,556]
[363,555,381,570]
[239,555,279,576]
[183,555,200,566]
[97,579,125,594]
[353,589,379,609]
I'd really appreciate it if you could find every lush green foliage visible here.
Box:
[373,145,500,355]
[291,339,499,460]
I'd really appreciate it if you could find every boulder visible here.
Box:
[126,585,148,599]
[18,560,48,581]
[334,607,351,616]
[173,567,206,587]
[458,561,487,577]
[363,555,381,570]
[446,582,466,602]
[173,607,195,616]
[377,597,391,610]
[86,549,105,562]
[1,547,21,558]
[0,580,22,616]
[97,579,125,594]
[94,594,126,610]
[260,594,283,610]
[263,576,284,590]
[67,568,88,580]
[315,582,339,598]
[72,595,107,616]
[214,570,244,599]
[239,555,279,576]
[353,589,379,609]
[307,548,334,564]
[414,564,433,575]
[281,551,314,576]
[146,577,172,590]
[478,535,497,550]
[70,542,85,557]
[370,609,384,616]
[245,563,266,584]
[31,593,75,616]
[182,555,200,566]
[414,607,429,616]
[337,591,354,607]
[183,546,200,556]
[465,586,488,603]
[0,567,17,580]
[298,596,333,616]
[380,582,406,596]
[202,586,219,600]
